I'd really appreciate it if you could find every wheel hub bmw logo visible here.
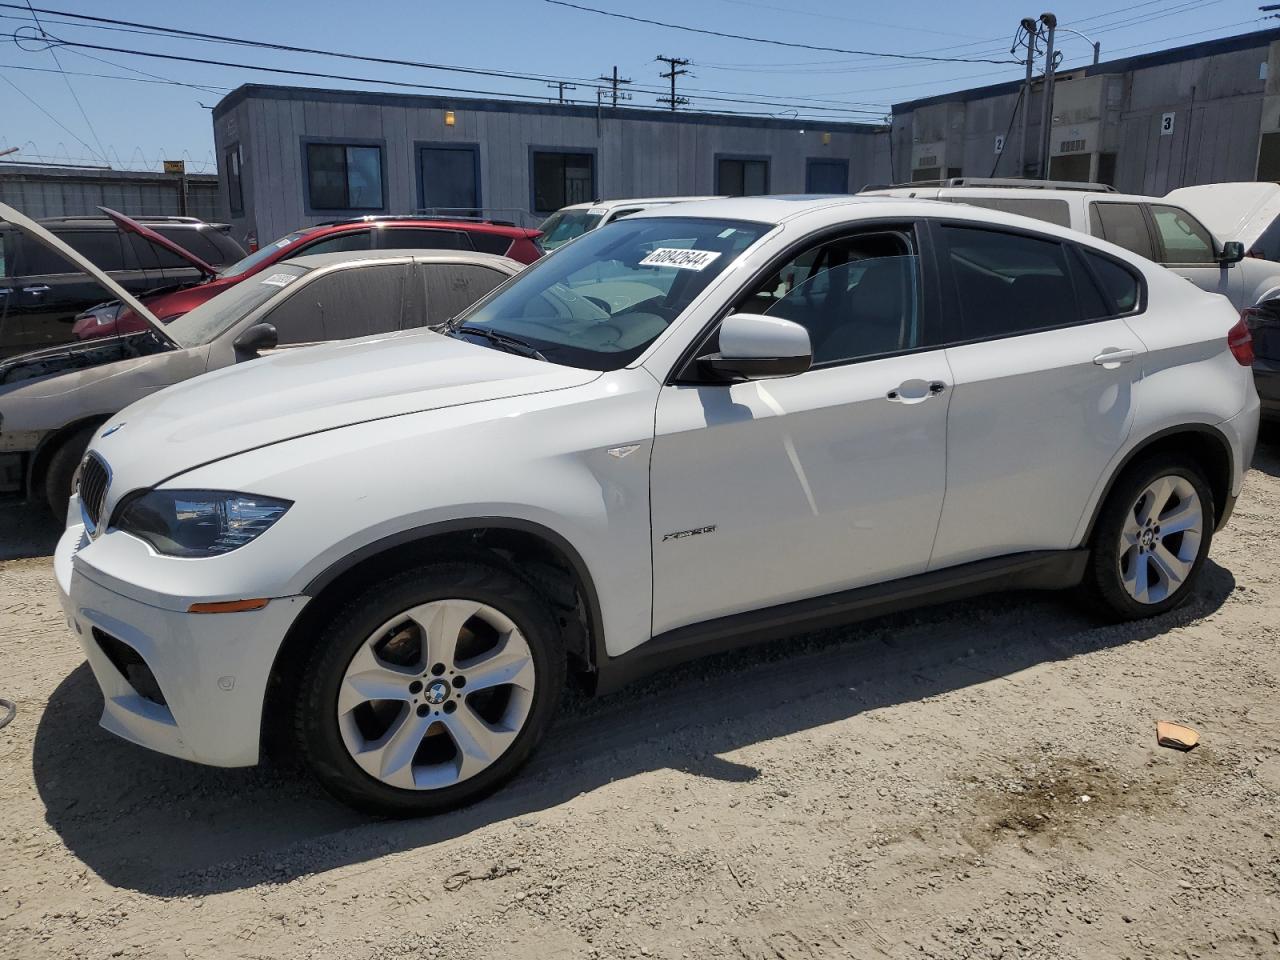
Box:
[425,680,450,705]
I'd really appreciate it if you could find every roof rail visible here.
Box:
[861,177,1116,193]
[313,213,517,228]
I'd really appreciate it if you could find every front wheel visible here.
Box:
[1084,458,1214,620]
[295,559,565,816]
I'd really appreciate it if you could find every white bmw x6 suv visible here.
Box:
[54,196,1260,815]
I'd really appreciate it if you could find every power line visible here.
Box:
[18,0,107,162]
[0,6,887,116]
[0,72,104,158]
[542,0,1021,64]
[0,60,230,91]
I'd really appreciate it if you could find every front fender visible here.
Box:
[80,370,661,659]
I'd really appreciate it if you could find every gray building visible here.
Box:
[210,85,891,242]
[0,163,220,221]
[890,27,1280,195]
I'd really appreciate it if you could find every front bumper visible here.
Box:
[55,519,309,767]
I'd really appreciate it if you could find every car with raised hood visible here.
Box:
[537,197,721,251]
[80,215,545,342]
[0,202,522,512]
[56,195,1259,816]
[0,208,243,358]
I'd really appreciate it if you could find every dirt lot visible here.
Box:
[2,433,1279,960]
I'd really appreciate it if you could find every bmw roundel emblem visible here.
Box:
[101,422,125,438]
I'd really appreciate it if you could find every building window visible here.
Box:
[530,150,594,215]
[304,141,385,212]
[716,156,769,196]
[225,143,243,216]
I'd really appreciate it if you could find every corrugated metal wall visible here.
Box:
[0,168,221,221]
[213,90,892,243]
[892,34,1279,195]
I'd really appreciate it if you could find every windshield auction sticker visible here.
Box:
[260,273,298,287]
[639,247,723,271]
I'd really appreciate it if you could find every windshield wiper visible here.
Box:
[449,324,548,362]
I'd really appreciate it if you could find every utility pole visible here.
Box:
[1015,17,1037,179]
[656,55,690,112]
[596,65,633,108]
[1037,12,1058,180]
[546,81,577,104]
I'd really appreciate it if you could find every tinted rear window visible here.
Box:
[944,196,1071,228]
[942,225,1083,340]
[1090,202,1156,260]
[468,233,515,256]
[1082,249,1141,314]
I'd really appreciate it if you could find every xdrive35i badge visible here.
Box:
[662,525,717,542]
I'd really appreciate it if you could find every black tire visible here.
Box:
[1083,456,1214,621]
[295,558,565,816]
[43,424,98,520]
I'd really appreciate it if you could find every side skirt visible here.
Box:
[592,549,1089,696]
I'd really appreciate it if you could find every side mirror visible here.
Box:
[232,321,278,358]
[1219,240,1245,265]
[699,312,812,382]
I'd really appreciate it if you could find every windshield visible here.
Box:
[537,211,603,251]
[455,216,771,370]
[218,231,311,279]
[166,264,309,347]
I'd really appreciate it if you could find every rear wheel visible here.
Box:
[43,424,98,520]
[1084,458,1214,620]
[295,559,564,816]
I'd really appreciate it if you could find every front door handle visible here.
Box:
[22,284,51,296]
[887,379,948,404]
[1093,348,1137,368]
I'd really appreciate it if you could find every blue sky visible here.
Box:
[0,0,1268,173]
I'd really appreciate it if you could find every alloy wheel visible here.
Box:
[1118,474,1203,605]
[336,599,536,790]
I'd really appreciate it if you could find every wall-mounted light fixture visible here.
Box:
[822,132,832,145]
[445,110,456,126]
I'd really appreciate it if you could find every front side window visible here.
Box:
[455,216,771,370]
[1089,202,1155,261]
[226,144,244,215]
[264,264,405,343]
[1148,204,1216,264]
[717,157,769,196]
[941,225,1085,340]
[738,231,919,365]
[306,142,384,211]
[531,151,594,215]
[1251,215,1280,261]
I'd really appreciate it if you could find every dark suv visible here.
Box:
[0,215,244,358]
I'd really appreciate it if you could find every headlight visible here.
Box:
[115,490,292,558]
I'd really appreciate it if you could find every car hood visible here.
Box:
[0,332,171,388]
[1166,183,1280,246]
[91,328,601,487]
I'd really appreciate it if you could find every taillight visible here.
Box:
[1229,313,1256,366]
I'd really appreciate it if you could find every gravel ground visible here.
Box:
[2,430,1278,960]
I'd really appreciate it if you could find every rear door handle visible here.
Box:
[22,285,50,295]
[1093,348,1137,368]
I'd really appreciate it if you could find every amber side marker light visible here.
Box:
[189,598,270,614]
